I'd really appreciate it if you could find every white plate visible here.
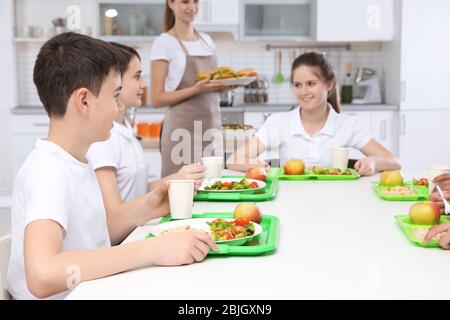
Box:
[149,218,263,245]
[210,76,256,86]
[198,178,266,193]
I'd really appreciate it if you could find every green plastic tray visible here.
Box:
[146,212,280,256]
[194,176,279,202]
[268,167,360,181]
[395,215,449,247]
[373,182,429,201]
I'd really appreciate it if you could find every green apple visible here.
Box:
[409,201,441,225]
[380,170,403,186]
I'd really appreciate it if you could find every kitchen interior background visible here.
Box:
[2,0,450,200]
[17,39,384,106]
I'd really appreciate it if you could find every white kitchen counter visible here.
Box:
[65,169,448,300]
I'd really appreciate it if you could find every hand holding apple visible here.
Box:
[246,167,267,182]
[424,221,450,249]
[409,201,441,225]
[380,170,403,186]
[283,159,305,175]
[233,203,262,224]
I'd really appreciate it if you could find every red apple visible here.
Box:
[284,159,305,175]
[233,203,262,224]
[409,201,441,225]
[380,170,403,186]
[246,167,267,182]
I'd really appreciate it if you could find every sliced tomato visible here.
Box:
[234,218,250,226]
[231,225,247,234]
[249,181,259,188]
[220,231,233,240]
[222,182,233,188]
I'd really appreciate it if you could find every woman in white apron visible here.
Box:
[151,0,227,176]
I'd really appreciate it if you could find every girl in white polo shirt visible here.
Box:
[87,43,205,243]
[227,52,401,176]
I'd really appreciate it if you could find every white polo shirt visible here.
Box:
[150,32,215,91]
[86,120,149,203]
[7,139,110,300]
[256,105,372,167]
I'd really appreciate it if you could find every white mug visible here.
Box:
[168,180,194,219]
[428,164,450,193]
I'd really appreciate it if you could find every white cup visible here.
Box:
[428,164,450,193]
[168,180,194,219]
[331,147,349,170]
[202,156,223,179]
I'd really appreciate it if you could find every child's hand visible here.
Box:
[249,160,271,170]
[424,221,450,249]
[430,190,449,214]
[176,164,205,184]
[434,173,450,191]
[145,182,170,220]
[149,231,219,266]
[355,158,376,176]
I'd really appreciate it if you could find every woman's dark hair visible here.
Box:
[33,32,127,117]
[109,42,141,73]
[164,0,176,32]
[290,52,340,113]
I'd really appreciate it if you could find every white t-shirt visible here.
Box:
[7,139,111,300]
[150,32,215,91]
[256,105,373,167]
[86,120,149,203]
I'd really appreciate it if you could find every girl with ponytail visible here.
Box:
[227,52,401,176]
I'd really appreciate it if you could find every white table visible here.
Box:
[67,170,448,300]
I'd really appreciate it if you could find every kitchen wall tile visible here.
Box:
[16,44,383,108]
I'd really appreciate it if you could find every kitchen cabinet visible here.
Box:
[11,115,49,178]
[343,110,398,160]
[194,0,239,39]
[244,111,274,130]
[399,111,450,171]
[196,0,239,25]
[14,0,96,41]
[239,0,316,41]
[398,0,450,110]
[98,0,165,41]
[342,110,372,160]
[370,110,397,156]
[316,0,394,42]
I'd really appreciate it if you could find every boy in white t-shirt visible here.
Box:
[7,32,217,300]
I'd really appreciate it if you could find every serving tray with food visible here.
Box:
[194,176,279,202]
[197,177,266,194]
[195,66,258,86]
[267,161,360,181]
[373,176,429,201]
[145,211,280,256]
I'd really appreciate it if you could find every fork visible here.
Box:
[435,185,450,215]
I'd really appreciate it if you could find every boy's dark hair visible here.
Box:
[33,32,128,117]
[109,42,141,73]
